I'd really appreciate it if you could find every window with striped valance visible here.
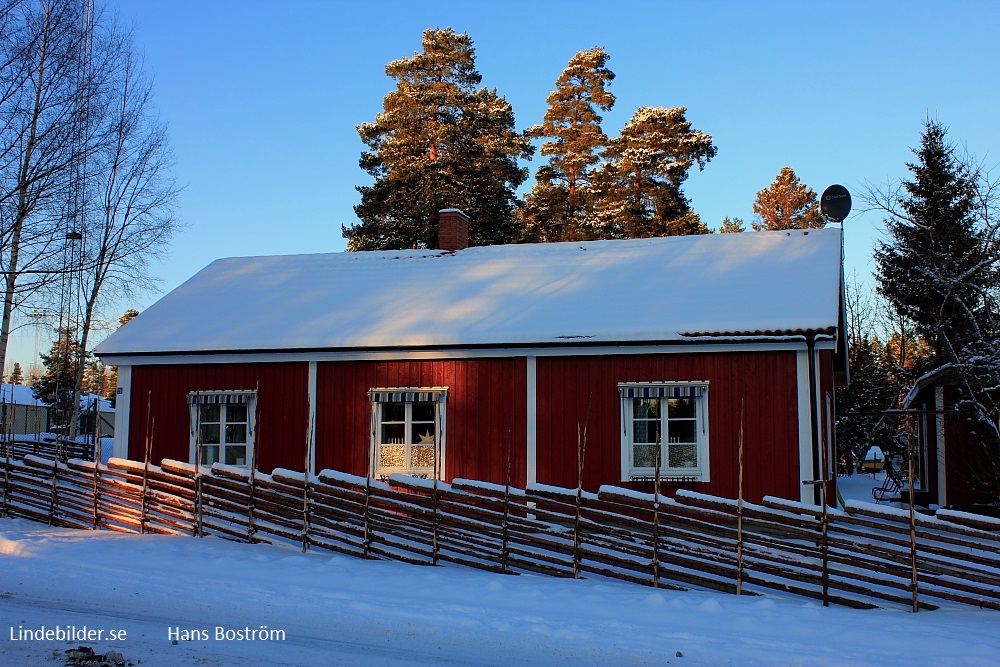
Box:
[188,390,257,468]
[187,390,257,405]
[369,387,448,480]
[618,382,710,482]
[367,388,448,403]
[618,383,706,399]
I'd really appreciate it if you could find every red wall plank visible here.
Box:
[128,362,309,472]
[535,351,802,502]
[315,358,527,486]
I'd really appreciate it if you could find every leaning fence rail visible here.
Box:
[1,454,999,612]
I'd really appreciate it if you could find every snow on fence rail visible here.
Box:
[2,454,999,612]
[0,437,94,463]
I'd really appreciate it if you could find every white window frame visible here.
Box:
[369,387,447,480]
[619,382,710,481]
[188,390,257,468]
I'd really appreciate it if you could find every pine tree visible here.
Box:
[718,216,746,233]
[81,360,110,397]
[751,167,823,231]
[595,106,716,238]
[6,362,23,384]
[32,327,81,431]
[345,29,533,250]
[119,309,139,327]
[522,47,615,241]
[874,121,986,360]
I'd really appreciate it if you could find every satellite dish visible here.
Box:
[820,184,852,222]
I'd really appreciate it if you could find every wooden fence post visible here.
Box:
[248,414,258,544]
[47,443,59,526]
[140,414,154,535]
[573,419,588,579]
[652,444,661,589]
[736,400,744,596]
[907,431,919,612]
[502,411,513,574]
[301,396,311,554]
[363,395,375,559]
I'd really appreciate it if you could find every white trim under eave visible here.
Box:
[98,339,834,367]
[796,349,814,504]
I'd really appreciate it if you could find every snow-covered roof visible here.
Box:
[96,229,844,357]
[0,383,44,406]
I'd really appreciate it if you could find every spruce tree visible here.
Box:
[874,121,986,360]
[522,47,615,241]
[7,362,23,384]
[595,106,716,238]
[32,327,81,431]
[345,29,533,250]
[751,167,823,231]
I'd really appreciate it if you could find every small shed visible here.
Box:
[903,367,1000,507]
[0,383,48,435]
[96,213,847,505]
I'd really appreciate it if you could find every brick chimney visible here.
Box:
[438,208,469,252]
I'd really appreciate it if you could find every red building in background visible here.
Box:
[97,211,847,505]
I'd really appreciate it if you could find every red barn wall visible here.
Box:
[128,362,310,472]
[126,348,816,504]
[315,358,527,485]
[534,351,802,502]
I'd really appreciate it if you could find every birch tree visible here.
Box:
[67,30,178,434]
[0,0,93,381]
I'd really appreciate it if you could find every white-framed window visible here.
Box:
[368,387,447,479]
[619,382,709,481]
[188,391,257,467]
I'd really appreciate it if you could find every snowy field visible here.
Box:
[2,505,1000,666]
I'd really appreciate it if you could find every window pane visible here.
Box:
[382,403,405,422]
[667,397,696,419]
[633,444,660,468]
[225,423,247,444]
[668,420,696,443]
[381,423,405,444]
[226,405,248,424]
[668,444,698,468]
[411,402,435,422]
[200,404,220,423]
[411,424,436,445]
[225,445,247,466]
[200,423,220,444]
[380,444,405,468]
[411,445,435,469]
[632,419,660,444]
[200,444,220,465]
[633,398,659,419]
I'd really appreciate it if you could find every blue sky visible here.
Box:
[11,0,1000,367]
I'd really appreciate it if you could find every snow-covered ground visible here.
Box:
[2,511,999,667]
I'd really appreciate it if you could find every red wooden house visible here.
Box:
[96,210,848,504]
